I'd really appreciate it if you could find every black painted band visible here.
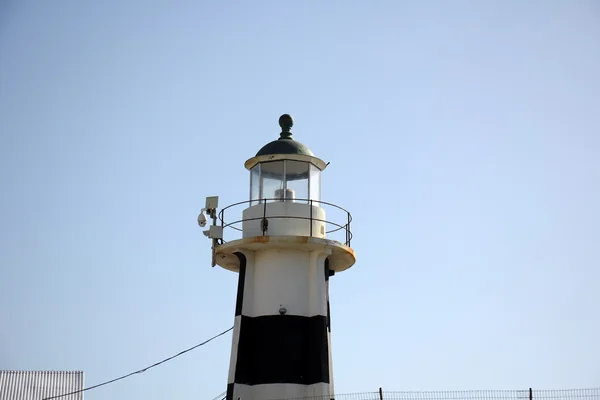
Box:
[226,383,234,400]
[234,252,246,316]
[327,300,331,332]
[234,315,330,385]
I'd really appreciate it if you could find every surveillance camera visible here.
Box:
[279,307,287,315]
[197,212,207,227]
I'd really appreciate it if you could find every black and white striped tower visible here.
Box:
[205,115,356,400]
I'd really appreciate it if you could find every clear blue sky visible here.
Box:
[1,1,599,399]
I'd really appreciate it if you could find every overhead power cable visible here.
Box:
[43,326,234,400]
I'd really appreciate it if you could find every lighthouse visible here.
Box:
[200,114,356,400]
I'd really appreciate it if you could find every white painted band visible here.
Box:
[240,249,328,317]
[231,382,332,400]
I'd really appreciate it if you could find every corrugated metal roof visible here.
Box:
[0,370,84,400]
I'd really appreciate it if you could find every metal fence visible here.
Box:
[266,388,600,400]
[218,197,353,246]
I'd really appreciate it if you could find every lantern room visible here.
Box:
[242,114,328,237]
[249,160,322,203]
[246,114,327,204]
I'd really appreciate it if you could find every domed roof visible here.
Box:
[255,114,315,157]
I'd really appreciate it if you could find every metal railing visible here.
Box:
[217,198,353,247]
[262,388,600,400]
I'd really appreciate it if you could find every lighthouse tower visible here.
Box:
[201,115,356,400]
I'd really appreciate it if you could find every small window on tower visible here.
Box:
[285,160,309,203]
[259,161,284,202]
[309,164,321,201]
[250,164,260,205]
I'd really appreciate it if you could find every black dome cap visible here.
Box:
[255,114,315,157]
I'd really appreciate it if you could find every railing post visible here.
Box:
[310,199,313,237]
[378,387,383,400]
[529,388,533,400]
[261,199,268,236]
[347,212,351,246]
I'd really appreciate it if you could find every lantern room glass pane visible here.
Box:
[309,164,321,201]
[260,161,284,202]
[250,164,260,205]
[285,160,309,203]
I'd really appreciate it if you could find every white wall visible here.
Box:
[241,248,329,317]
[242,202,327,238]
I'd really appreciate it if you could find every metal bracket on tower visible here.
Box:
[198,196,220,267]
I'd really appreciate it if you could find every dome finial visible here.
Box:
[278,114,294,139]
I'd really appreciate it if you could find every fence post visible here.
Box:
[529,388,533,400]
[379,387,383,400]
